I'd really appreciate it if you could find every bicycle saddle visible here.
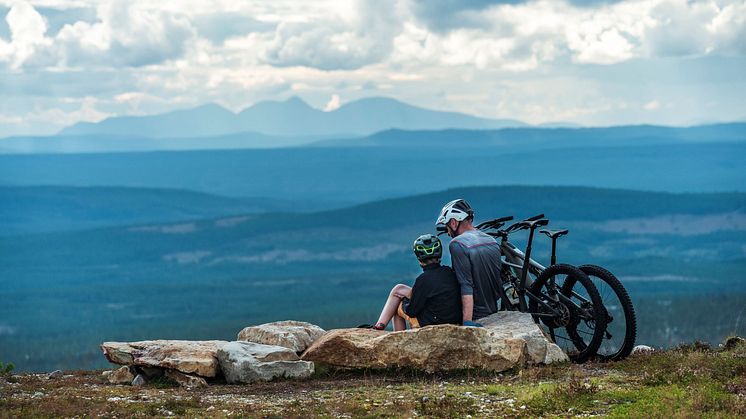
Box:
[540,229,569,239]
[522,219,549,229]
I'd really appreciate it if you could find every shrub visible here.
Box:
[0,361,14,376]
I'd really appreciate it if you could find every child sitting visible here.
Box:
[363,234,462,331]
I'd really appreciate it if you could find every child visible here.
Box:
[362,234,462,331]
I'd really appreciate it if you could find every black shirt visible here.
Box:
[402,264,463,327]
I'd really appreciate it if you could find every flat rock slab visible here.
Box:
[302,312,568,373]
[237,320,326,353]
[101,340,227,378]
[217,341,314,384]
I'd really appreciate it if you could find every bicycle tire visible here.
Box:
[579,264,637,361]
[528,263,606,363]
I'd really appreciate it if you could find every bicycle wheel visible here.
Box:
[528,263,606,363]
[579,264,637,361]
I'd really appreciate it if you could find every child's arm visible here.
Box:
[403,274,431,318]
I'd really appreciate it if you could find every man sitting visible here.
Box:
[362,234,462,331]
[436,199,503,326]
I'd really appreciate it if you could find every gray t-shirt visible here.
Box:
[449,229,503,320]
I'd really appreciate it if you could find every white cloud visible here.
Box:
[323,94,341,111]
[1,0,745,136]
[0,1,51,68]
[262,0,400,70]
[643,99,661,110]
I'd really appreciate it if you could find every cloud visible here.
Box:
[192,12,276,44]
[323,94,341,111]
[0,1,51,68]
[643,99,660,110]
[56,1,195,67]
[1,0,745,136]
[262,0,400,70]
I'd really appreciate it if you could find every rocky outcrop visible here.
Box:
[480,312,568,364]
[101,338,314,385]
[217,341,314,384]
[237,321,325,353]
[301,312,568,372]
[106,366,135,384]
[101,340,227,378]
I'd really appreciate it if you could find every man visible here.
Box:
[361,234,462,331]
[436,199,503,326]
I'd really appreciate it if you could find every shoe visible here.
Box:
[357,323,386,330]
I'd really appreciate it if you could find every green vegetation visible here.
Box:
[0,361,14,376]
[1,339,744,418]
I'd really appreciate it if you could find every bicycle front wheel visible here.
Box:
[528,263,607,363]
[579,264,637,361]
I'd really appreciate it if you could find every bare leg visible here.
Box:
[375,284,412,328]
[392,315,406,331]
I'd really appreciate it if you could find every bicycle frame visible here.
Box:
[499,237,595,321]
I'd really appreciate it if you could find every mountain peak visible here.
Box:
[57,95,529,139]
[283,95,309,105]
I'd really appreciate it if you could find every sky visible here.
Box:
[0,0,745,137]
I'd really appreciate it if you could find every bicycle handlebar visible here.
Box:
[475,215,514,230]
[460,213,549,237]
[504,215,549,233]
[525,213,545,222]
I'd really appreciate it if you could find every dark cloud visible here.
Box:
[193,12,276,44]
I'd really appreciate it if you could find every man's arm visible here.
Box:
[461,295,474,322]
[450,240,474,322]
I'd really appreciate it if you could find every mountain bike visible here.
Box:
[477,215,636,361]
[538,228,637,361]
[471,215,608,363]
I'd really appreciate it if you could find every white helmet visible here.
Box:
[436,199,474,226]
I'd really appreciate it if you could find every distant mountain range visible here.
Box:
[2,185,744,371]
[0,186,351,235]
[313,123,746,148]
[0,95,740,154]
[2,142,745,201]
[59,96,529,138]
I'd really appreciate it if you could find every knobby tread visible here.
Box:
[528,263,607,363]
[579,264,637,361]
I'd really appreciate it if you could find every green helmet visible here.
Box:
[413,234,442,261]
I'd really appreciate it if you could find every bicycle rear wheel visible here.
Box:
[579,264,637,361]
[528,263,606,363]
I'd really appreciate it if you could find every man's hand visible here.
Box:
[462,320,483,327]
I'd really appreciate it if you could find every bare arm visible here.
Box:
[450,241,474,322]
[461,295,474,322]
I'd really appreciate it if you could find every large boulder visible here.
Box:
[217,341,314,384]
[237,320,325,353]
[101,340,227,378]
[301,312,568,373]
[107,366,135,384]
[480,312,568,364]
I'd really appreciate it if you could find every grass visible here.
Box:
[0,338,744,418]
